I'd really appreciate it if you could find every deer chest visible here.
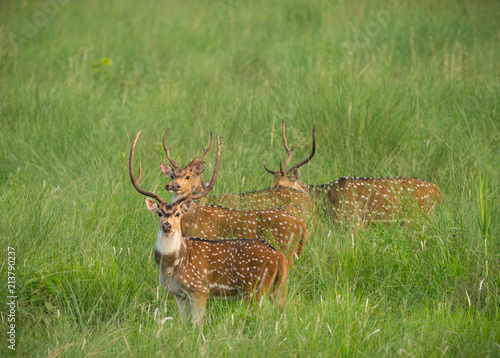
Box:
[159,272,187,297]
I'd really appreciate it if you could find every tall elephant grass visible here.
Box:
[1,0,499,356]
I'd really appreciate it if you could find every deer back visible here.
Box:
[179,203,307,263]
[206,187,318,226]
[316,176,442,226]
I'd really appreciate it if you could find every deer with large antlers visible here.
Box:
[161,128,213,203]
[161,129,312,214]
[161,129,309,261]
[130,131,288,327]
[264,122,443,227]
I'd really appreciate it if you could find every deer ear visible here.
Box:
[145,199,160,214]
[289,168,300,181]
[190,162,205,177]
[180,199,194,214]
[160,163,173,177]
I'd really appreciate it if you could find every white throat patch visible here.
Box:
[156,230,182,255]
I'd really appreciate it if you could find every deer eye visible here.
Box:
[175,212,180,217]
[186,176,190,180]
[171,175,174,179]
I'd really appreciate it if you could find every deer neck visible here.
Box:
[295,181,312,195]
[193,180,205,194]
[308,181,335,198]
[179,205,200,237]
[170,183,204,204]
[155,230,185,262]
[170,193,183,203]
[155,230,189,294]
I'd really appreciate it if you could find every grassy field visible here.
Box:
[1,0,499,356]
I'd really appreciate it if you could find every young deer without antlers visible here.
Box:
[161,128,213,203]
[264,122,443,227]
[130,131,288,327]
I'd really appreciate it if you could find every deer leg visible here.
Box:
[293,228,307,260]
[252,267,277,307]
[189,294,208,327]
[242,286,267,309]
[270,256,289,309]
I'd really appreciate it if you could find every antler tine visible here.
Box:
[287,124,316,173]
[177,135,221,203]
[280,121,296,172]
[263,159,280,175]
[187,132,213,167]
[262,122,296,175]
[163,128,179,168]
[281,121,292,153]
[279,156,285,176]
[130,130,166,204]
[199,173,208,189]
[281,142,296,172]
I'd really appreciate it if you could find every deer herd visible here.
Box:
[129,122,443,327]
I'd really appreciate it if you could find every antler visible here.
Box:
[186,131,213,167]
[199,173,209,190]
[175,135,221,204]
[130,130,166,204]
[163,129,213,169]
[287,124,316,173]
[279,121,296,174]
[263,159,280,175]
[162,128,179,168]
[263,122,316,175]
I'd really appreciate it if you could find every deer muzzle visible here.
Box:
[162,222,172,234]
[165,183,181,192]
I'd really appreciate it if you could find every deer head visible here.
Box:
[130,130,221,239]
[263,122,316,191]
[161,129,214,201]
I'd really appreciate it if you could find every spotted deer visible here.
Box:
[160,128,308,261]
[130,130,288,327]
[161,129,316,227]
[264,122,443,227]
[161,128,212,202]
[206,187,319,228]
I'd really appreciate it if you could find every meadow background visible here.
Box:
[1,0,499,356]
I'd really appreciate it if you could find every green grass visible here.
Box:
[1,0,499,356]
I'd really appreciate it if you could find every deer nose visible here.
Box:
[165,183,180,191]
[162,222,172,233]
[171,183,180,191]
